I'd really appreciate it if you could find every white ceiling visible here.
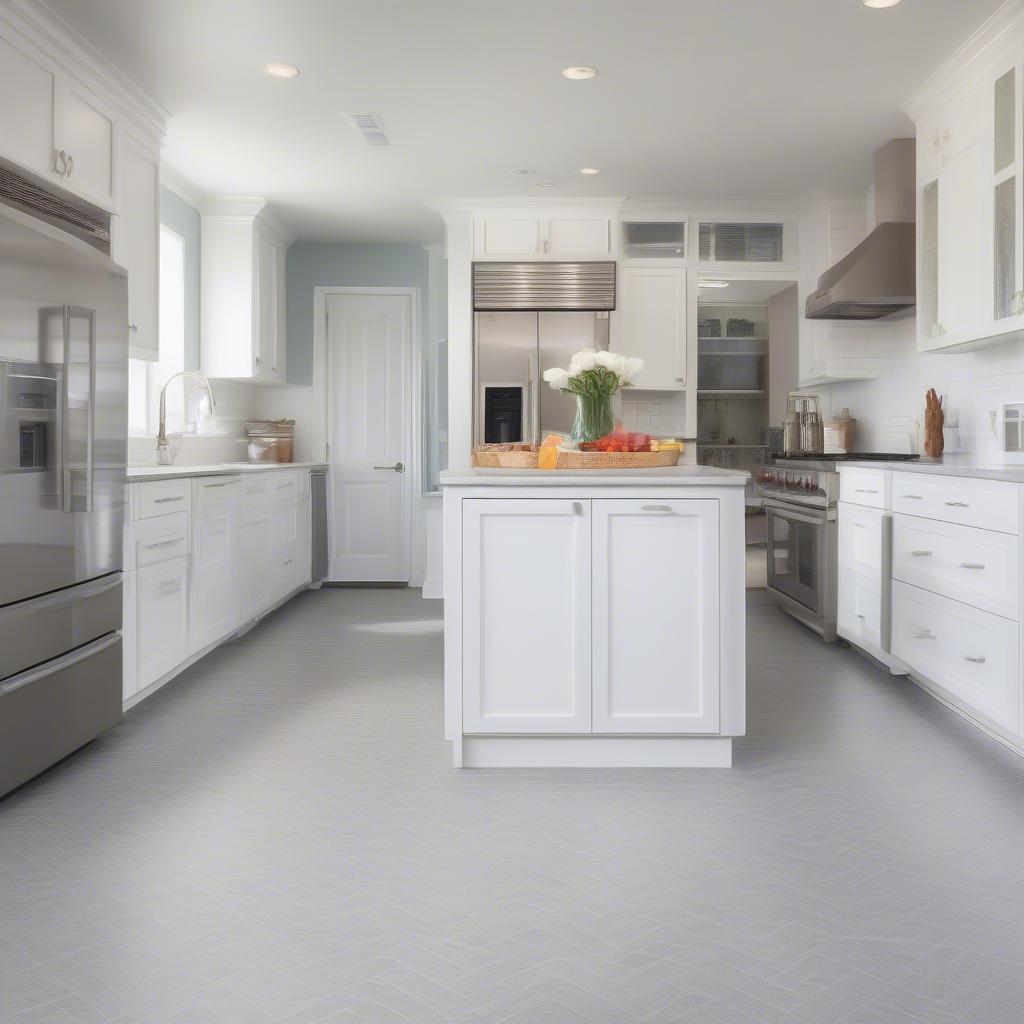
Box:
[48,0,1002,244]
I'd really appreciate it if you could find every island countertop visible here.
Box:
[439,465,749,487]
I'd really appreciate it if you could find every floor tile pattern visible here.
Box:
[2,589,1023,1023]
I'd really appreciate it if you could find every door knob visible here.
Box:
[373,462,404,472]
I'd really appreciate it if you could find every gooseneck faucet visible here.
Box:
[156,370,216,465]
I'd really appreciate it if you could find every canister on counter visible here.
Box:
[824,408,856,454]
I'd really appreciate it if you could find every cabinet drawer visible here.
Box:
[838,503,887,580]
[133,512,190,568]
[137,556,190,689]
[135,479,191,519]
[269,470,300,503]
[838,468,889,509]
[892,516,1019,620]
[892,582,1019,733]
[271,543,300,599]
[194,475,242,516]
[891,472,1019,534]
[240,474,272,506]
[838,568,884,652]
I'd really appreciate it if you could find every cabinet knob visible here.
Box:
[571,501,584,515]
[255,357,262,366]
[128,323,139,333]
[66,153,74,177]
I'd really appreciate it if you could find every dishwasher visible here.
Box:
[310,468,328,587]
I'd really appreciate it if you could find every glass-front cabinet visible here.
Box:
[993,64,1021,323]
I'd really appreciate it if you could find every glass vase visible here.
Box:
[570,392,615,443]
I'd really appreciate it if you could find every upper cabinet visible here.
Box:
[472,205,619,260]
[53,76,118,210]
[111,132,159,360]
[621,219,687,262]
[0,25,56,179]
[613,266,687,390]
[201,200,288,383]
[697,216,798,273]
[908,17,1024,353]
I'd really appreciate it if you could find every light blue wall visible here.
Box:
[158,186,201,371]
[286,242,429,384]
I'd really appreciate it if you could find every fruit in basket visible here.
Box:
[584,430,652,453]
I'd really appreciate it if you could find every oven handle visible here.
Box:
[762,498,832,525]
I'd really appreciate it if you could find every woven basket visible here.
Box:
[472,446,539,468]
[555,449,681,469]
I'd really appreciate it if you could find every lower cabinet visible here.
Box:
[137,556,190,690]
[460,497,721,735]
[190,495,240,651]
[238,507,273,623]
[591,498,720,733]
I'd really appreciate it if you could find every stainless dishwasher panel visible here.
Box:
[310,469,328,585]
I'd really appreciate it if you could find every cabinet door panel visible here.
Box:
[190,505,240,649]
[547,218,610,256]
[462,499,591,733]
[55,78,115,209]
[0,28,56,179]
[837,567,884,652]
[615,267,686,389]
[592,499,720,733]
[138,557,189,689]
[255,232,275,377]
[238,513,272,620]
[116,136,159,359]
[480,218,541,256]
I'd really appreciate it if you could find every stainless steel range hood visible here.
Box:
[806,139,916,321]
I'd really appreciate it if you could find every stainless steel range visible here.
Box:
[757,453,919,642]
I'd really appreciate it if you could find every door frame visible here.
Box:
[312,286,421,584]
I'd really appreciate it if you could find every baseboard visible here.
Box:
[459,736,732,768]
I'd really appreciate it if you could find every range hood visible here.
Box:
[806,139,916,321]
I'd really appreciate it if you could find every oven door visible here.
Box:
[765,498,829,616]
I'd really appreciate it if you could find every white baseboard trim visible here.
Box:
[459,736,732,768]
[422,580,443,599]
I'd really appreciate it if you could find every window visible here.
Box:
[128,225,211,435]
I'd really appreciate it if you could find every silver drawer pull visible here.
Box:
[641,504,672,513]
[913,630,936,640]
[154,495,184,504]
[283,558,294,566]
[158,580,182,595]
[853,523,866,530]
[143,538,180,549]
[204,482,231,489]
[276,483,293,490]
[856,613,866,620]
[959,562,985,570]
[945,500,969,507]
[964,654,987,664]
[911,550,932,557]
[900,494,923,500]
[855,488,879,494]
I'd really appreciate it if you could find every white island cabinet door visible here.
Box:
[592,499,720,733]
[462,499,591,733]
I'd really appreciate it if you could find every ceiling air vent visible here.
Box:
[343,113,389,147]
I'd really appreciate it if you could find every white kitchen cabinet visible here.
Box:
[836,499,893,661]
[614,266,686,389]
[53,75,117,210]
[201,200,288,383]
[122,569,138,701]
[461,498,592,734]
[698,216,797,272]
[112,133,159,360]
[0,25,57,182]
[838,502,886,578]
[838,569,884,653]
[190,479,241,651]
[238,508,273,622]
[591,499,720,733]
[137,556,189,690]
[473,209,616,259]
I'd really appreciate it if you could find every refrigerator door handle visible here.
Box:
[0,633,120,697]
[69,306,97,514]
[14,573,120,614]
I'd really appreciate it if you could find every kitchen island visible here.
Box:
[440,466,748,767]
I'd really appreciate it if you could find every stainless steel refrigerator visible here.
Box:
[0,201,127,798]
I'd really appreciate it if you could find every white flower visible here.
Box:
[620,356,645,385]
[543,367,571,391]
[593,350,617,370]
[568,349,598,375]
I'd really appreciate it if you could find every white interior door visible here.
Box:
[327,291,411,582]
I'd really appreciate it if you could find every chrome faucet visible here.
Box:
[156,370,216,465]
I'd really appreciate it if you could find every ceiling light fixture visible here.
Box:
[535,182,556,188]
[508,168,535,176]
[579,167,602,175]
[700,280,730,289]
[263,62,299,79]
[862,0,902,8]
[561,66,597,80]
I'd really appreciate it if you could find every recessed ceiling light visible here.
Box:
[862,0,901,7]
[263,62,299,79]
[508,168,535,176]
[535,182,556,188]
[561,66,597,80]
[579,167,602,176]
[700,280,730,289]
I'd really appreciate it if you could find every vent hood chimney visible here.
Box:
[805,139,916,321]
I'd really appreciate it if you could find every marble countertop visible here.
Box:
[126,462,327,482]
[440,466,748,487]
[841,456,1024,484]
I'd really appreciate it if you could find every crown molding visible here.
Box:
[903,0,1024,118]
[3,0,167,138]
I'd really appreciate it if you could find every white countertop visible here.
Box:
[440,466,748,487]
[841,456,1024,484]
[126,462,327,482]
